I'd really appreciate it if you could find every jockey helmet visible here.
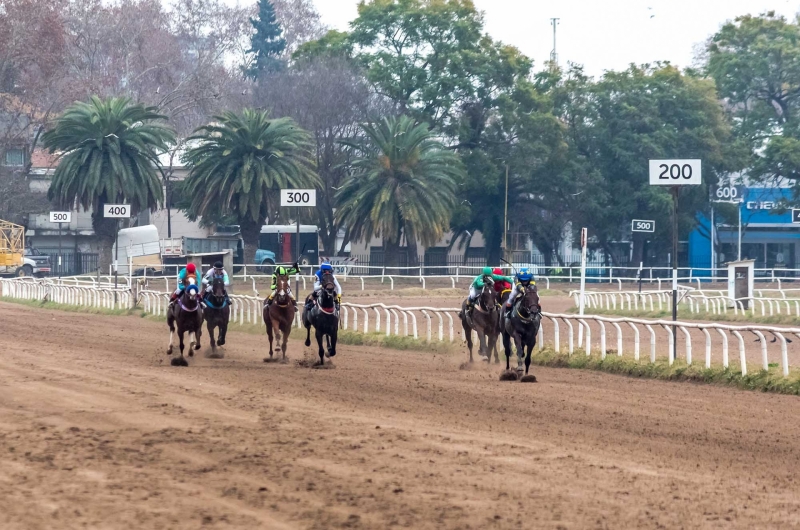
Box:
[320,263,333,272]
[186,263,196,274]
[213,261,223,269]
[482,266,493,276]
[492,267,503,276]
[277,265,287,275]
[516,268,534,282]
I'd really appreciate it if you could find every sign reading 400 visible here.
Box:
[649,159,702,186]
[103,204,131,218]
[280,189,317,207]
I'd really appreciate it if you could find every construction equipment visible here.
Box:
[0,219,24,270]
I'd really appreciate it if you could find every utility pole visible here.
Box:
[503,164,509,260]
[550,18,560,69]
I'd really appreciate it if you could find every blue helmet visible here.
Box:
[320,262,333,272]
[516,268,534,282]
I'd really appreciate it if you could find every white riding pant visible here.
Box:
[468,285,477,301]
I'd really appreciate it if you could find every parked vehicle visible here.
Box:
[112,225,163,275]
[256,225,319,273]
[0,219,50,278]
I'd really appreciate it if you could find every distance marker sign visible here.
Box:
[49,211,71,223]
[649,159,702,186]
[631,219,655,233]
[280,189,316,207]
[793,210,800,224]
[103,204,131,218]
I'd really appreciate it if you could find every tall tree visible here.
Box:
[181,109,318,264]
[336,116,464,267]
[706,12,800,192]
[245,0,287,79]
[43,96,174,269]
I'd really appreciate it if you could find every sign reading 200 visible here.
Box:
[657,163,693,180]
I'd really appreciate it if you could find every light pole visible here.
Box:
[503,164,509,261]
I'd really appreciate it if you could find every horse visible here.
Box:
[302,271,339,366]
[203,276,230,353]
[167,277,203,366]
[502,284,542,375]
[459,277,501,363]
[263,273,295,361]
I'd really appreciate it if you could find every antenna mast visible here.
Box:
[550,18,560,69]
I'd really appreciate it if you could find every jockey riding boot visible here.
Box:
[266,294,274,306]
[292,299,298,312]
[466,298,474,311]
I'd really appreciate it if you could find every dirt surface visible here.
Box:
[2,302,800,529]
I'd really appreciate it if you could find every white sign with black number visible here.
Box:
[649,159,702,186]
[103,204,131,218]
[631,219,655,233]
[49,211,72,223]
[280,189,317,207]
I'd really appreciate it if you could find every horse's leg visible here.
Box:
[476,327,488,361]
[329,329,338,357]
[194,319,202,351]
[207,319,216,351]
[462,319,474,363]
[280,324,289,360]
[514,333,525,373]
[179,330,185,358]
[267,317,275,358]
[525,340,534,375]
[315,328,325,365]
[218,310,228,347]
[167,311,175,355]
[503,334,512,371]
[305,317,312,347]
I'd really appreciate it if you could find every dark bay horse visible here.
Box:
[302,271,339,366]
[263,273,295,361]
[167,278,203,366]
[203,276,230,353]
[459,278,501,363]
[502,284,542,375]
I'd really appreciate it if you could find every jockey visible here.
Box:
[265,262,300,309]
[467,266,514,311]
[305,262,342,310]
[170,263,198,304]
[504,267,536,316]
[202,261,230,295]
[492,267,512,297]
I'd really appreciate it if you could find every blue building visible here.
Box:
[689,186,800,274]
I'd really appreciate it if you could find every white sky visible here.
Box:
[230,0,800,77]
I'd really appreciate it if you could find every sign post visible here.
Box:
[103,204,131,299]
[711,183,745,268]
[578,227,587,347]
[649,159,702,363]
[280,189,317,300]
[49,211,71,277]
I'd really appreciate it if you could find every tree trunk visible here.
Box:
[240,218,262,267]
[384,237,402,274]
[92,211,117,274]
[405,225,420,269]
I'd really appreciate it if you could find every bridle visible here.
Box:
[274,274,290,306]
[477,277,497,312]
[515,285,540,322]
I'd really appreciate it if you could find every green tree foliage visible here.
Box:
[181,109,318,264]
[706,12,800,191]
[246,0,288,79]
[43,96,174,269]
[335,116,464,267]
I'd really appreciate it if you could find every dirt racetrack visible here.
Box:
[3,302,800,529]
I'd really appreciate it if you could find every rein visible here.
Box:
[179,297,200,312]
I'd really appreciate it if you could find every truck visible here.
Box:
[161,234,243,273]
[255,225,319,273]
[0,220,51,278]
[112,225,163,275]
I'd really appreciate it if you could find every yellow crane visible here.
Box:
[0,219,24,270]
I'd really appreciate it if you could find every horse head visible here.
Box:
[274,273,290,304]
[518,284,541,317]
[182,282,200,309]
[479,277,497,311]
[319,271,336,309]
[211,276,226,298]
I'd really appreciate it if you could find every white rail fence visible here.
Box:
[3,278,800,377]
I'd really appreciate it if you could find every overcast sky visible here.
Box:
[229,0,800,77]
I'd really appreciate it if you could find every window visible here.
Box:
[3,148,25,167]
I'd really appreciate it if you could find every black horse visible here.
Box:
[167,279,203,366]
[302,271,339,366]
[459,278,501,363]
[203,276,230,353]
[502,284,541,376]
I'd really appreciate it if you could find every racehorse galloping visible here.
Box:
[502,284,541,375]
[302,271,339,366]
[203,276,230,352]
[167,277,203,366]
[459,278,501,363]
[263,273,295,361]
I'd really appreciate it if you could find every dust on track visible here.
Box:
[1,301,800,529]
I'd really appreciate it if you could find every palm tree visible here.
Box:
[44,96,174,270]
[182,109,317,265]
[336,116,464,268]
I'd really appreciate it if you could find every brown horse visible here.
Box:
[459,278,501,363]
[263,273,295,361]
[167,277,203,366]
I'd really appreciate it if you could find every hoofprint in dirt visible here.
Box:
[2,302,800,528]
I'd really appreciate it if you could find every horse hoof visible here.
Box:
[499,370,519,381]
[520,375,537,383]
[218,339,225,346]
[328,349,336,358]
[194,343,201,351]
[304,340,311,347]
[166,347,173,355]
[171,357,189,367]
